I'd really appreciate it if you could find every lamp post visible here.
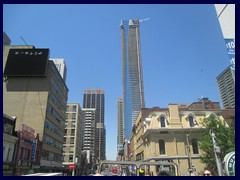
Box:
[186,134,193,176]
[210,130,223,176]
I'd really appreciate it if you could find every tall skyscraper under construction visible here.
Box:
[121,19,146,139]
[83,89,106,161]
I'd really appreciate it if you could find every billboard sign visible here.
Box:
[225,39,235,70]
[4,48,49,77]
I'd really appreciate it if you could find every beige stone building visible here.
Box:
[130,98,226,176]
[63,103,84,176]
[3,45,68,173]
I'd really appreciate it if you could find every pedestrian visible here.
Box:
[203,170,212,176]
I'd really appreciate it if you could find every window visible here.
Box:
[3,147,5,160]
[48,152,54,161]
[65,121,69,128]
[70,137,75,144]
[188,116,194,127]
[192,139,199,154]
[6,148,11,162]
[65,113,69,119]
[71,121,76,128]
[160,116,166,127]
[69,155,73,162]
[70,146,74,153]
[159,140,166,155]
[72,106,77,112]
[23,148,30,160]
[72,113,76,120]
[71,129,75,136]
[66,106,69,112]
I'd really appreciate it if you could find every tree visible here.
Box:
[198,115,235,175]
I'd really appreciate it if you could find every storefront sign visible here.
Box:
[223,151,235,176]
[69,164,76,169]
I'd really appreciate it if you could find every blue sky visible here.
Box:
[3,4,230,160]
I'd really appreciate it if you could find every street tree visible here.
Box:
[198,114,235,175]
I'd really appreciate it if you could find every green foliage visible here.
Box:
[198,115,235,175]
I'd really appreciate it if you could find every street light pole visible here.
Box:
[186,134,193,176]
[210,130,223,176]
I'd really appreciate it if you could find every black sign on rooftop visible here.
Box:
[4,48,49,77]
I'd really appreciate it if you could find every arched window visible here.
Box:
[192,139,199,154]
[160,116,166,127]
[158,115,168,128]
[189,116,194,127]
[159,140,166,155]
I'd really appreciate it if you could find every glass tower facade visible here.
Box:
[121,19,145,139]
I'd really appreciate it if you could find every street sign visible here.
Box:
[223,151,235,176]
[69,164,76,170]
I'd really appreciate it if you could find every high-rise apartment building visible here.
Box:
[216,65,235,108]
[63,103,84,176]
[3,45,68,174]
[117,98,124,152]
[83,90,105,161]
[214,4,235,108]
[82,108,96,161]
[50,58,67,83]
[121,19,145,139]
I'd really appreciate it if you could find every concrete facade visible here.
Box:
[50,58,67,83]
[63,103,84,176]
[3,32,11,45]
[3,45,68,173]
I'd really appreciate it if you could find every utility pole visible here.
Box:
[210,130,224,176]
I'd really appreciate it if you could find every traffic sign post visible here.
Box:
[223,151,235,176]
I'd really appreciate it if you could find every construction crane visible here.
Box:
[139,18,150,22]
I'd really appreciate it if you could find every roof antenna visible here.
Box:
[20,36,30,48]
